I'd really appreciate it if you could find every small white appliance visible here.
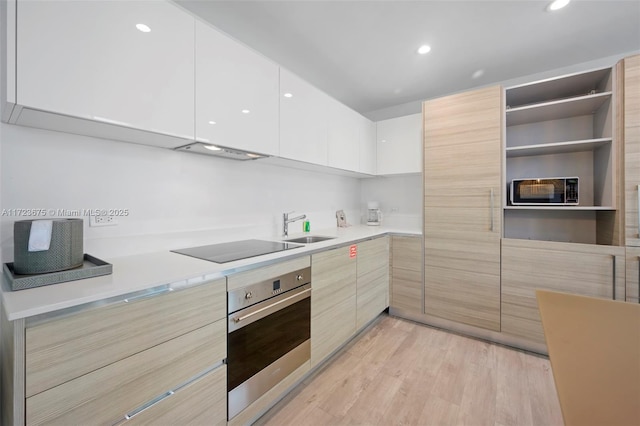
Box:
[366,202,382,226]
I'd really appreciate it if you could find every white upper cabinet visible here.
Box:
[195,21,279,156]
[14,0,195,144]
[376,113,422,175]
[359,117,376,175]
[327,99,360,172]
[279,68,329,165]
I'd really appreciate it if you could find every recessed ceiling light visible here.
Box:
[203,144,221,151]
[246,153,262,158]
[547,0,570,11]
[417,45,431,55]
[472,69,485,79]
[283,93,293,98]
[136,23,151,33]
[208,120,216,125]
[241,109,250,114]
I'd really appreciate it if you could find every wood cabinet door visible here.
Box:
[17,0,195,140]
[422,85,502,331]
[390,236,423,314]
[195,20,279,156]
[502,239,625,345]
[310,246,356,367]
[356,237,389,330]
[624,54,640,247]
[627,247,640,303]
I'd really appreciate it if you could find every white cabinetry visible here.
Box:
[376,113,422,175]
[359,117,377,175]
[195,20,279,156]
[279,68,329,166]
[327,99,361,172]
[10,0,195,147]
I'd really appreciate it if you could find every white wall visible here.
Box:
[360,175,422,229]
[0,123,361,259]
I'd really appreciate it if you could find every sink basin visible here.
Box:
[284,235,336,244]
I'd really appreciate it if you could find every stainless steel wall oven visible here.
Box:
[227,266,311,420]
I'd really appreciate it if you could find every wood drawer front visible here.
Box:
[627,247,640,302]
[26,319,226,426]
[26,279,225,397]
[501,240,622,344]
[391,267,422,313]
[356,267,388,330]
[357,237,389,277]
[123,366,226,426]
[392,236,422,271]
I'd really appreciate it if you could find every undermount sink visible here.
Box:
[283,235,336,244]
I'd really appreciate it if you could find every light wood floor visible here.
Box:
[258,314,564,426]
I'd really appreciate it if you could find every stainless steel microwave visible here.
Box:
[510,177,579,205]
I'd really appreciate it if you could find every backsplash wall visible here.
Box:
[360,175,422,229]
[0,123,362,259]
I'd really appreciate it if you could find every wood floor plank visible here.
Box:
[525,354,564,426]
[260,314,563,426]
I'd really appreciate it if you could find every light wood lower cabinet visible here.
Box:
[27,320,226,425]
[627,247,640,303]
[356,237,389,330]
[501,239,625,345]
[311,245,357,367]
[25,279,225,397]
[18,278,228,426]
[390,236,423,314]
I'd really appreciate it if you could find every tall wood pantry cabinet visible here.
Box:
[422,85,502,332]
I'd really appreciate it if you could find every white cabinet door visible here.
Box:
[195,21,279,156]
[327,99,360,172]
[359,117,376,175]
[376,113,422,175]
[16,0,195,140]
[279,69,329,165]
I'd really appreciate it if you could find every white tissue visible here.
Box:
[28,220,53,252]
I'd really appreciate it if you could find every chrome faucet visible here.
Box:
[283,211,306,237]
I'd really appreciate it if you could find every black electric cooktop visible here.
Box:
[171,239,301,263]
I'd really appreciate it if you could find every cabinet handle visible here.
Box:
[612,255,616,300]
[637,185,640,238]
[123,287,173,303]
[125,390,175,420]
[490,188,495,232]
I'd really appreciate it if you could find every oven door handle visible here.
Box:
[230,285,311,330]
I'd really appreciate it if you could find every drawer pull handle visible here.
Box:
[124,287,173,303]
[125,390,175,420]
[612,255,616,300]
[490,188,495,232]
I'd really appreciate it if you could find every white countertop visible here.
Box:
[1,225,420,321]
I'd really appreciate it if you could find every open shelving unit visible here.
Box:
[503,67,619,244]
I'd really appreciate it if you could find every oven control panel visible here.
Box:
[228,267,311,314]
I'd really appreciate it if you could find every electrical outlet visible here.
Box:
[89,215,118,227]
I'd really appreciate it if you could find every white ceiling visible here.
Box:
[176,0,640,116]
